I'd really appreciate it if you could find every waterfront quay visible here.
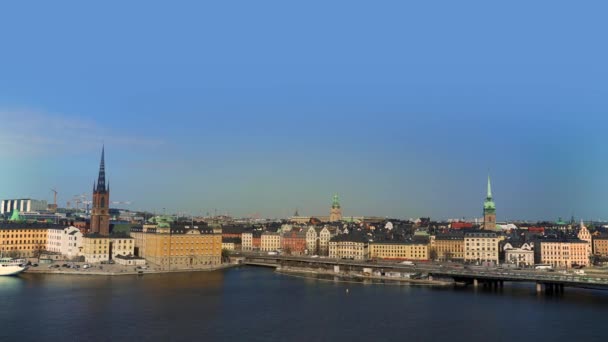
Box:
[241,253,608,293]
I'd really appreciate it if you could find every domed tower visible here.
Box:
[329,194,342,222]
[483,175,496,230]
[91,146,110,236]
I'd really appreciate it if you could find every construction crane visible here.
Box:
[50,188,58,211]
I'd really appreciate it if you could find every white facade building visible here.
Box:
[1,199,48,214]
[46,226,83,259]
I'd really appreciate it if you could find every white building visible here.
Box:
[46,226,83,259]
[503,241,534,267]
[1,199,48,214]
[242,232,253,251]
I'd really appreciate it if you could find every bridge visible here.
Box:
[240,254,608,293]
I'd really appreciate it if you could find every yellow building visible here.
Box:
[430,233,465,261]
[82,235,110,263]
[0,222,54,258]
[464,231,503,264]
[329,234,368,260]
[538,239,589,268]
[82,234,134,263]
[370,241,429,260]
[130,223,221,270]
[593,236,608,257]
[261,232,281,252]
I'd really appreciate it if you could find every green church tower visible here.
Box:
[483,175,496,230]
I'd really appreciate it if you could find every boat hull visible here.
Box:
[0,266,26,276]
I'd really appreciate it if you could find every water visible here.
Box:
[0,267,606,342]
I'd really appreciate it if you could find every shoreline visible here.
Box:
[23,263,238,276]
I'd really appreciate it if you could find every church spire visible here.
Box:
[96,145,107,193]
[332,193,340,209]
[487,175,492,199]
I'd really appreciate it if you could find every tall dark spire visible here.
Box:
[96,145,107,193]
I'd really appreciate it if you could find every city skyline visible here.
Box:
[1,2,608,220]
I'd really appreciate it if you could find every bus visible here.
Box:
[535,264,553,270]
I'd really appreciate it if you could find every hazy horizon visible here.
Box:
[1,1,607,221]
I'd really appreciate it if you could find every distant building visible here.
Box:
[1,199,48,215]
[577,220,592,257]
[261,232,281,252]
[329,194,342,222]
[328,234,368,260]
[281,230,307,255]
[593,235,608,257]
[430,232,464,261]
[502,241,534,266]
[82,235,110,263]
[483,176,496,230]
[90,146,110,236]
[464,231,502,264]
[536,239,589,268]
[0,222,60,258]
[369,241,429,261]
[317,226,333,256]
[130,222,221,269]
[47,226,83,259]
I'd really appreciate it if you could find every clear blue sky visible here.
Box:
[1,1,607,220]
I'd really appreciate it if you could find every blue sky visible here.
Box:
[1,1,607,220]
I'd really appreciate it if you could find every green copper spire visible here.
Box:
[9,209,23,222]
[484,175,495,212]
[332,194,340,209]
[487,175,492,199]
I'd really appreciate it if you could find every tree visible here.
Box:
[283,246,292,255]
[221,248,231,263]
[445,252,454,262]
[32,244,46,261]
[429,248,438,261]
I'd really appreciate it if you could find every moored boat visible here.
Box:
[0,257,27,276]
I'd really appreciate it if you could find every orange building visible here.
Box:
[537,239,589,268]
[281,231,307,255]
[130,223,221,270]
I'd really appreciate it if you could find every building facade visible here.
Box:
[483,176,496,230]
[577,221,592,257]
[593,236,608,257]
[502,241,534,266]
[261,232,281,252]
[328,234,368,260]
[1,199,48,215]
[0,223,55,258]
[369,241,429,260]
[431,233,465,261]
[90,146,110,236]
[130,223,221,269]
[464,231,501,264]
[317,227,333,256]
[47,226,83,259]
[281,230,307,255]
[537,239,589,268]
[305,227,318,254]
[82,235,110,263]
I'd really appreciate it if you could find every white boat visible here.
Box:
[0,257,27,276]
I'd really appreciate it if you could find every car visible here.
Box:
[32,263,38,267]
[109,260,115,264]
[82,264,91,269]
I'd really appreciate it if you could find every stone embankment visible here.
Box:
[24,263,237,276]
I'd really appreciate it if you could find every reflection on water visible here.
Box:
[1,267,606,342]
[0,276,24,291]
